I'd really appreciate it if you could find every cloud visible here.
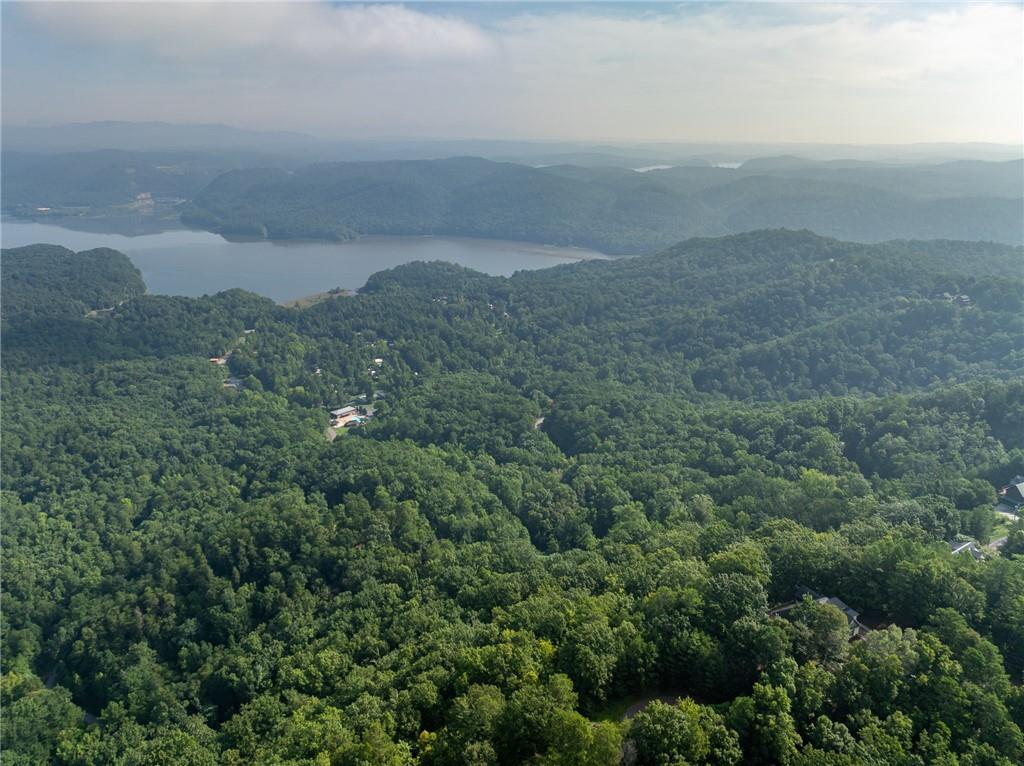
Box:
[492,4,1020,88]
[21,2,494,66]
[7,2,1023,143]
[473,2,1024,142]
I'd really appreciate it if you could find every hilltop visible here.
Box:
[181,157,1024,252]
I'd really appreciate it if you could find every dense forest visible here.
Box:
[0,244,145,322]
[179,157,1024,251]
[3,230,1024,765]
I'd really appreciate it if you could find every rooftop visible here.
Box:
[949,539,985,561]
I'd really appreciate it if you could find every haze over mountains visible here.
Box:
[6,121,1022,163]
[3,122,1022,253]
[181,156,1024,252]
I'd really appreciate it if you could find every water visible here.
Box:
[1,220,607,302]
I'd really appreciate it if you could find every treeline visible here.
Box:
[2,230,1024,764]
[180,157,1024,252]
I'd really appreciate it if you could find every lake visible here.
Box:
[0,220,608,302]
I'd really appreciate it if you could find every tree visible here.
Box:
[729,683,801,766]
[629,699,709,766]
[541,710,622,766]
[788,597,850,668]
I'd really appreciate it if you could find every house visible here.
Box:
[998,476,1024,508]
[949,539,985,561]
[330,405,365,428]
[209,356,228,366]
[223,377,242,390]
[939,292,972,306]
[770,587,870,640]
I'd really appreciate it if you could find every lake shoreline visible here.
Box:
[2,220,610,302]
[199,231,618,260]
[3,214,621,260]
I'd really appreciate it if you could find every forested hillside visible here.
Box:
[0,244,145,321]
[3,230,1024,765]
[0,149,294,212]
[180,157,1024,251]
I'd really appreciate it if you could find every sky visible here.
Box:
[2,1,1022,144]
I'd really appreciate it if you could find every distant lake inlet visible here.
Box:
[0,220,609,302]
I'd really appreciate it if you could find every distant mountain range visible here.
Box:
[5,120,1022,164]
[3,122,1021,253]
[178,156,1023,253]
[0,149,265,209]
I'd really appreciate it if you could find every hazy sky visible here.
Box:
[3,1,1022,144]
